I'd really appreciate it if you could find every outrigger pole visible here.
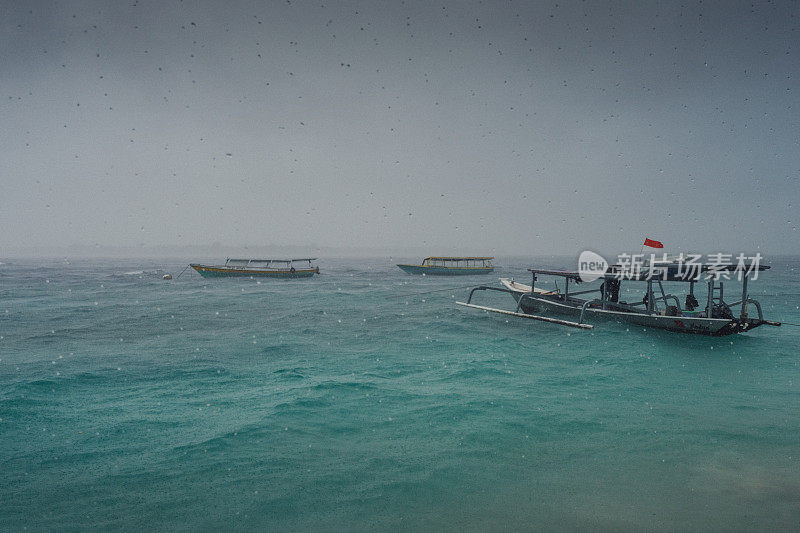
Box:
[455,301,594,329]
[456,284,594,330]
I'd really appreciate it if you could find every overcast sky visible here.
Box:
[1,0,798,256]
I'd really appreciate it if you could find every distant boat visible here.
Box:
[397,257,495,276]
[189,258,320,278]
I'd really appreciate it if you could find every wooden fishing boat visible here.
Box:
[397,257,494,276]
[189,258,319,278]
[458,261,781,335]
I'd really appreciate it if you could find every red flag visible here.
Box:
[643,238,664,249]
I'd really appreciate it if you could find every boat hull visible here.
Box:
[509,291,762,336]
[397,264,494,276]
[190,264,317,278]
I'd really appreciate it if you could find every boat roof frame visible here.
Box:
[424,256,494,261]
[528,263,770,283]
[225,257,317,263]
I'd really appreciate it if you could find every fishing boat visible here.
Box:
[189,258,320,278]
[397,257,495,276]
[457,260,781,335]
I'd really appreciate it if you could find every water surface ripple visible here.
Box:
[1,258,798,530]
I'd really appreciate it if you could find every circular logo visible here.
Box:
[578,251,608,282]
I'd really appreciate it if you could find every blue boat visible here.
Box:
[397,257,495,276]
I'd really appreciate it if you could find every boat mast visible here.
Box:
[707,280,714,318]
[740,275,749,322]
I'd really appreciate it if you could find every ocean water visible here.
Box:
[1,257,798,531]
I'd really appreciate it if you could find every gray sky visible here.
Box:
[2,0,798,256]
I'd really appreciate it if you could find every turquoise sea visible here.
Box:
[1,257,798,531]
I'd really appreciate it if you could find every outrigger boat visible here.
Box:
[457,260,781,335]
[189,258,319,278]
[397,257,495,276]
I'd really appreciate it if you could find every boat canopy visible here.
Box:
[424,256,494,261]
[225,258,317,266]
[421,256,494,267]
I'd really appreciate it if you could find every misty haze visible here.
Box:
[1,1,799,531]
[2,0,797,257]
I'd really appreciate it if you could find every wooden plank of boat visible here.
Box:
[455,301,594,329]
[189,263,318,278]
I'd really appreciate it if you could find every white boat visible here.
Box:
[457,261,781,336]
